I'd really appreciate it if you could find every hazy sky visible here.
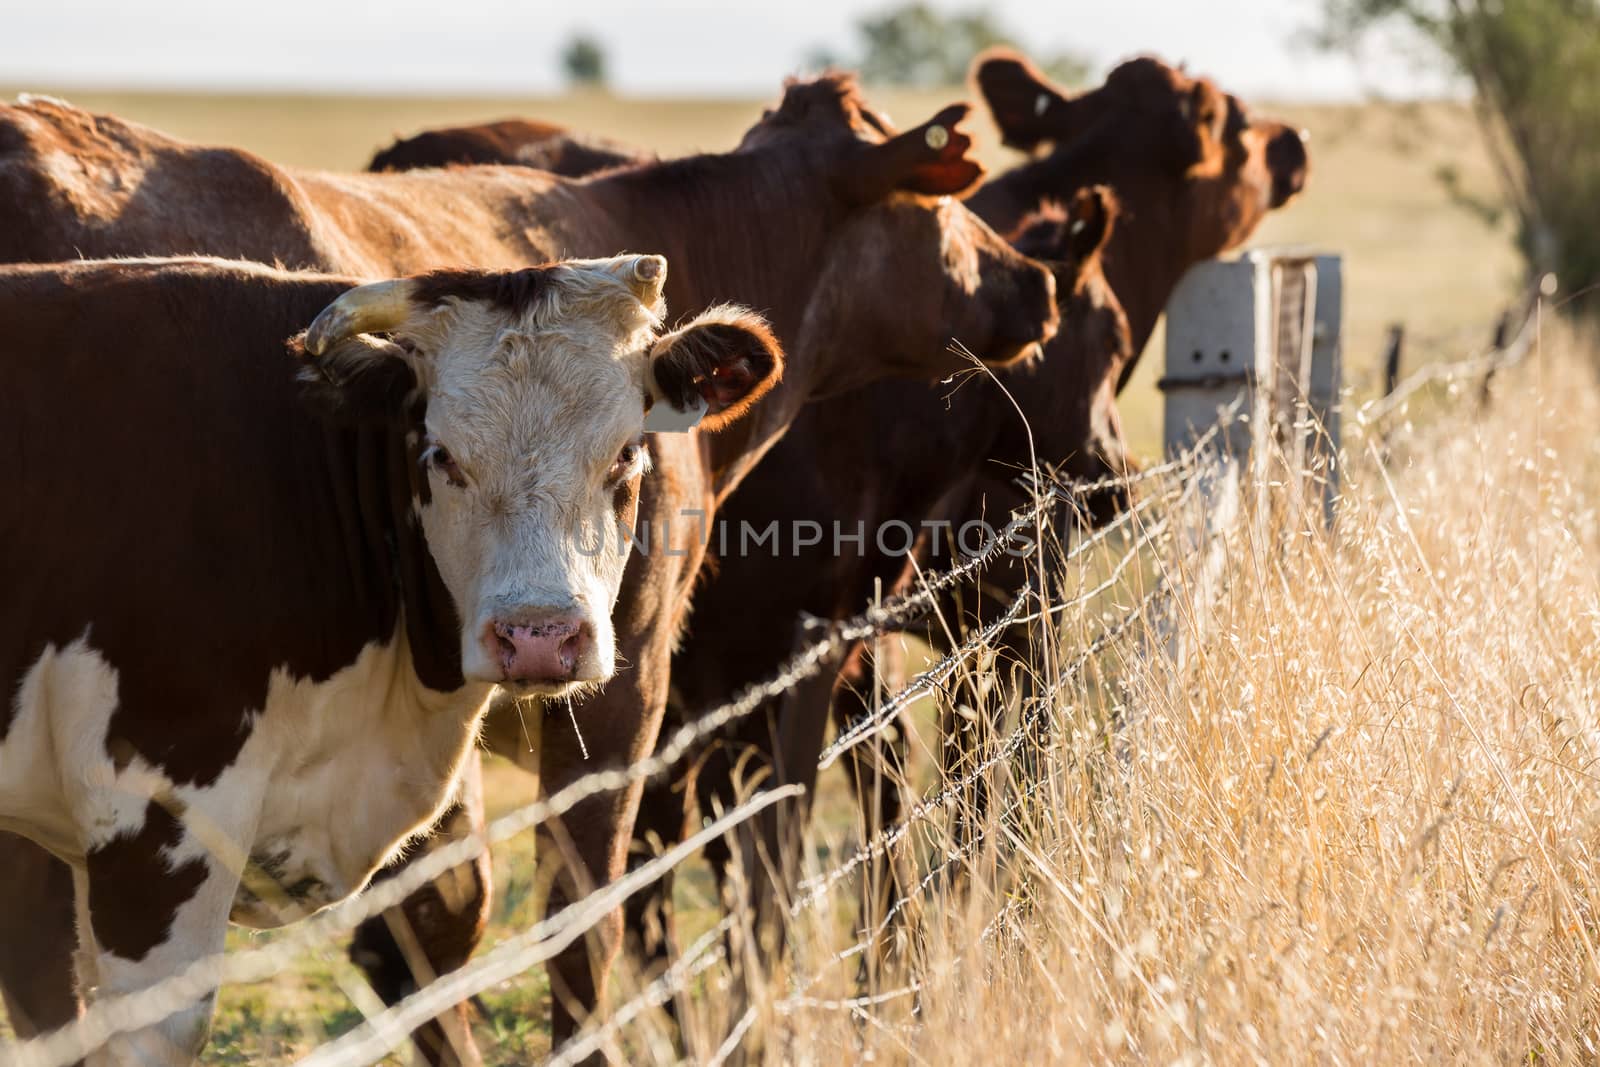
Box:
[1,0,1453,100]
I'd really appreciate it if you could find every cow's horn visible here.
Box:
[304,279,417,356]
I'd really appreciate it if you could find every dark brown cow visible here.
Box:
[0,254,785,1064]
[0,76,1058,1061]
[969,49,1310,382]
[632,52,1309,974]
[370,117,644,176]
[644,191,1131,970]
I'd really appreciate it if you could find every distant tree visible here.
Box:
[561,34,609,89]
[1320,0,1600,308]
[814,3,1089,89]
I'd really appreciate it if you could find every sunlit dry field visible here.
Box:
[0,85,1571,1064]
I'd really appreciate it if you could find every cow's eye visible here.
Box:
[608,443,642,484]
[424,444,467,488]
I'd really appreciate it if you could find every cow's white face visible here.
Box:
[408,259,659,695]
[300,255,784,697]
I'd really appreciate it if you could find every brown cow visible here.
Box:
[370,117,644,176]
[969,50,1310,383]
[0,77,1057,1061]
[0,254,785,1064]
[633,51,1310,976]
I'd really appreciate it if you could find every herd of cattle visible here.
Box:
[0,47,1308,1065]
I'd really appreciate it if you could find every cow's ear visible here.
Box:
[647,306,784,432]
[838,103,985,203]
[973,48,1074,153]
[1062,185,1117,263]
[1009,186,1118,294]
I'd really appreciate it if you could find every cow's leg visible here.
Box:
[0,832,82,1037]
[539,728,645,1049]
[348,755,490,1067]
[73,801,244,1066]
[537,628,675,1053]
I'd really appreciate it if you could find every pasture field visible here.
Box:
[0,85,1573,1064]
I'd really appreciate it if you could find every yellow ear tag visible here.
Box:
[924,125,950,150]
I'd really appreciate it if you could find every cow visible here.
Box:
[257,49,1314,1020]
[0,253,784,1065]
[642,190,1132,971]
[369,118,644,177]
[968,49,1311,382]
[0,74,1060,1060]
[629,52,1311,976]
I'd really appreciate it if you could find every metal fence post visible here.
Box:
[1156,250,1343,662]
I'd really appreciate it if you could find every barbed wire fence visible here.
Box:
[1,300,1542,1067]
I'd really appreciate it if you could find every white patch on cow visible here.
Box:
[85,853,231,1066]
[1,630,491,935]
[0,636,143,860]
[219,632,491,927]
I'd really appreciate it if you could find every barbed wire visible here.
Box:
[1359,298,1538,424]
[791,582,1164,920]
[295,785,802,1067]
[817,473,1193,770]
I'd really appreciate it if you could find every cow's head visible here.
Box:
[294,254,782,695]
[733,75,1059,391]
[1008,187,1135,523]
[972,50,1310,260]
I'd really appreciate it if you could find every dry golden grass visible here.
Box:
[724,325,1600,1065]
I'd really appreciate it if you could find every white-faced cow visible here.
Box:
[0,254,781,1064]
[0,75,1058,1061]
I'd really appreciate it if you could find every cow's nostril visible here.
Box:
[559,632,584,672]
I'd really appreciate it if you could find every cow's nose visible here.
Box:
[1266,126,1310,207]
[486,616,591,685]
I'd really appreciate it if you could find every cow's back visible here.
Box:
[0,99,567,275]
[0,99,334,267]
